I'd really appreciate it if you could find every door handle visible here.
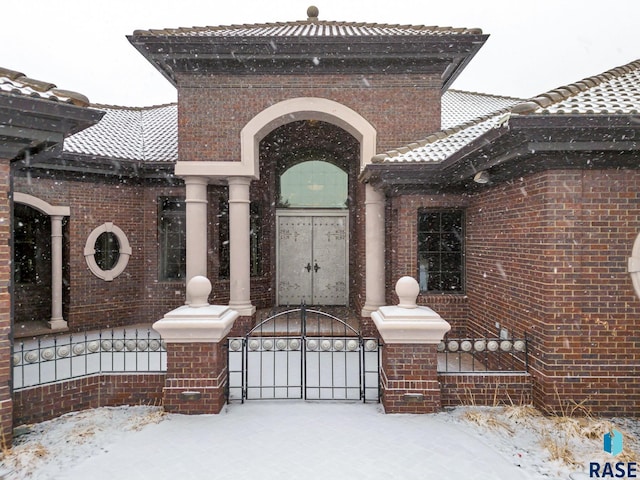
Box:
[314,262,320,273]
[305,263,312,272]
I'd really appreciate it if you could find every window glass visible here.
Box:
[279,160,347,208]
[14,204,51,284]
[94,232,120,271]
[159,197,186,281]
[418,210,464,293]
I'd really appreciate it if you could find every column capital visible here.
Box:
[227,176,252,187]
[182,175,209,186]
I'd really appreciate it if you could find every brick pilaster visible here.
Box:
[380,343,441,413]
[163,341,227,414]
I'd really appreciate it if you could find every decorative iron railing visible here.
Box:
[13,328,167,390]
[437,336,529,373]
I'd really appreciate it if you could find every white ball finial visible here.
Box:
[186,276,212,307]
[396,276,420,309]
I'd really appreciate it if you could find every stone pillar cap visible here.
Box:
[372,276,451,344]
[153,276,239,343]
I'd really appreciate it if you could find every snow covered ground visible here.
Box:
[0,402,637,480]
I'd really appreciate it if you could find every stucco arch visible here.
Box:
[241,97,377,178]
[13,192,70,217]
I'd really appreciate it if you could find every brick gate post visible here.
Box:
[153,276,238,414]
[372,276,451,413]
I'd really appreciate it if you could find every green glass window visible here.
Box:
[417,210,464,293]
[279,160,347,208]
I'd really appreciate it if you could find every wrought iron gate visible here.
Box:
[228,306,379,402]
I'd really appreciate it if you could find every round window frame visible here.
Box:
[630,232,640,299]
[84,222,132,281]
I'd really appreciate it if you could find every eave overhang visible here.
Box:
[363,113,640,194]
[0,94,104,161]
[127,33,487,91]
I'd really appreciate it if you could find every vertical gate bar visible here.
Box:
[243,335,248,402]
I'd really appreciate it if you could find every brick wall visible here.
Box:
[388,194,470,336]
[466,169,640,415]
[163,341,227,414]
[0,160,11,448]
[439,373,532,407]
[177,73,441,162]
[12,373,165,427]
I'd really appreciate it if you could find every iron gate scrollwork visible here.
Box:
[228,305,379,402]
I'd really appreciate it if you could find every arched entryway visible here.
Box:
[176,97,386,318]
[259,120,358,306]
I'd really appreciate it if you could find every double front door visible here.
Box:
[277,212,348,306]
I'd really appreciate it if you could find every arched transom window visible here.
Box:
[279,160,348,208]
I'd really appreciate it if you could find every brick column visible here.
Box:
[153,276,238,414]
[372,276,451,414]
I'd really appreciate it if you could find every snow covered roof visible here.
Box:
[0,66,90,107]
[133,7,482,38]
[512,59,640,115]
[375,59,640,164]
[63,91,516,165]
[64,104,177,163]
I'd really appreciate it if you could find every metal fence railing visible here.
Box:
[13,328,167,390]
[437,336,529,373]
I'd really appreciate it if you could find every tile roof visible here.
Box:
[441,90,523,129]
[0,67,90,107]
[376,59,640,164]
[133,18,482,38]
[511,59,640,115]
[375,92,522,163]
[64,104,177,163]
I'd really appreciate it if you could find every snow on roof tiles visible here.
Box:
[132,21,482,38]
[511,59,640,115]
[0,66,90,107]
[377,59,640,164]
[64,104,177,163]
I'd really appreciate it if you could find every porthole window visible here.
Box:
[84,223,131,281]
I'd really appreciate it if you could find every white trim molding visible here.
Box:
[84,222,132,281]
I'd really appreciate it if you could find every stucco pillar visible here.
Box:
[362,184,386,317]
[48,215,66,329]
[184,176,209,284]
[227,176,255,316]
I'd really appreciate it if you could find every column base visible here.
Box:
[48,318,68,330]
[228,303,256,317]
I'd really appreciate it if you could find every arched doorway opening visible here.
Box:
[258,120,360,307]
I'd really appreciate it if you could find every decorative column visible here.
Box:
[372,276,451,413]
[48,215,67,329]
[362,184,386,318]
[184,176,209,283]
[227,176,255,316]
[153,276,239,414]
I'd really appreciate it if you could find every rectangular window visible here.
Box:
[417,209,464,293]
[218,198,262,279]
[158,197,186,281]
